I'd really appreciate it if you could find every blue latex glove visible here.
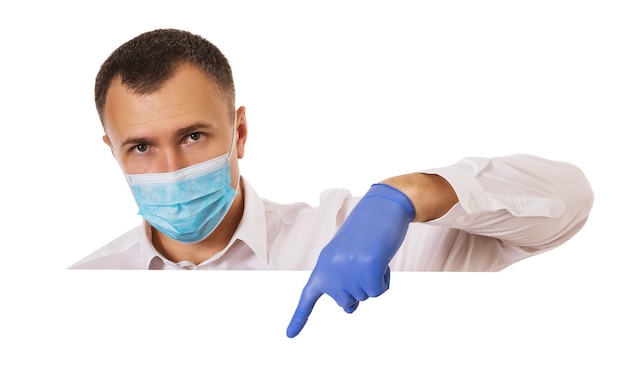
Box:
[286,183,416,338]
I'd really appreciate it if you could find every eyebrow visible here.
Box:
[120,122,215,148]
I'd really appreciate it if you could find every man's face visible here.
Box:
[102,63,246,182]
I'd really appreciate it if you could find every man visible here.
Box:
[69,29,594,338]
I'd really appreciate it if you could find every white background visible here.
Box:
[1,1,624,389]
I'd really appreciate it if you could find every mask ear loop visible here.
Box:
[229,111,242,193]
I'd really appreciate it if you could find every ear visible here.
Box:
[235,106,248,159]
[102,134,116,158]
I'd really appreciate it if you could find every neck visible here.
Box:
[151,185,245,265]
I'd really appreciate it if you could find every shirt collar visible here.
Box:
[231,177,269,265]
[139,177,268,270]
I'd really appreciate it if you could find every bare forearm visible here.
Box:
[380,173,458,222]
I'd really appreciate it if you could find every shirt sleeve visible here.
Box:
[410,154,594,271]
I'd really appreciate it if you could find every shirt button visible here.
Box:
[456,216,466,223]
[515,201,523,210]
[468,198,476,210]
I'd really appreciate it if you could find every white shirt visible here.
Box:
[68,154,593,271]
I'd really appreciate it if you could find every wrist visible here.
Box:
[366,183,416,221]
[379,173,458,222]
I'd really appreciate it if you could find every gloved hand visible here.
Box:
[286,183,416,338]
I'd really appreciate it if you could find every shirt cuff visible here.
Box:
[419,162,565,220]
[419,164,491,215]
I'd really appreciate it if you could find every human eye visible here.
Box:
[132,143,150,154]
[183,131,204,144]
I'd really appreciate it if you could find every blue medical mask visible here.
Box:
[125,126,239,244]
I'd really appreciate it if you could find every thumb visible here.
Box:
[286,282,322,338]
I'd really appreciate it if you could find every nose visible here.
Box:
[158,149,191,173]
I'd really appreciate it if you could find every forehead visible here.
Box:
[102,64,230,139]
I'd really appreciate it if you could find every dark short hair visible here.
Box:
[94,28,235,124]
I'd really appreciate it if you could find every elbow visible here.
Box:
[543,163,595,249]
[517,160,595,253]
[566,163,594,226]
